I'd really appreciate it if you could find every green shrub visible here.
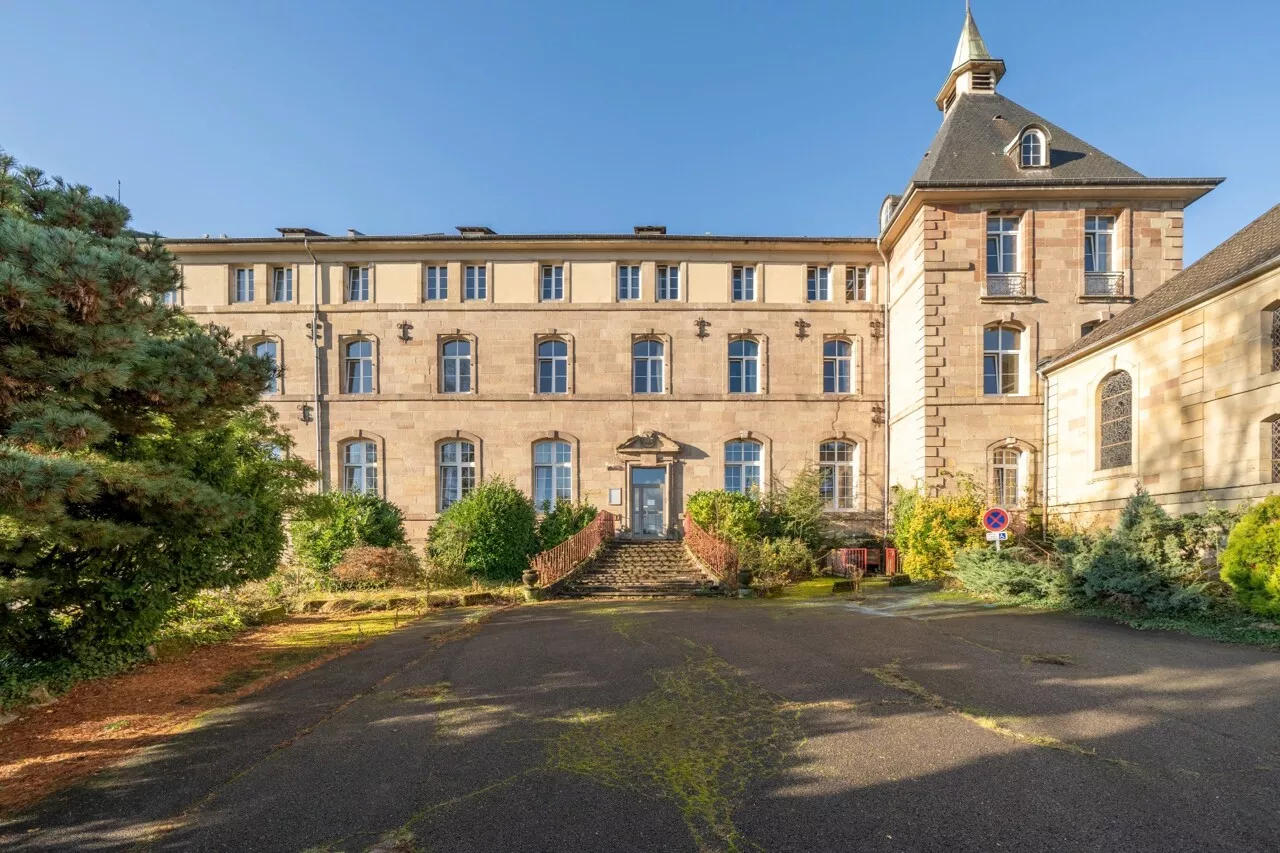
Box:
[1221,495,1280,616]
[760,466,825,550]
[428,478,539,582]
[891,479,985,581]
[289,491,407,574]
[536,499,599,551]
[332,545,423,588]
[686,490,761,543]
[739,537,818,587]
[1061,534,1210,614]
[948,546,1063,601]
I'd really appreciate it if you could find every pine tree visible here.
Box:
[0,150,312,663]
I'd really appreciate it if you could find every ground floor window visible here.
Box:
[440,440,476,510]
[992,448,1022,507]
[818,441,857,509]
[533,440,572,510]
[724,440,762,493]
[343,441,377,494]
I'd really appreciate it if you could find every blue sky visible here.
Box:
[5,0,1277,261]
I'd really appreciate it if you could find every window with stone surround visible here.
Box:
[617,264,641,301]
[541,264,565,301]
[657,265,680,301]
[533,439,572,510]
[632,339,665,394]
[1272,420,1280,484]
[252,339,280,395]
[992,447,1022,507]
[343,339,374,394]
[1020,130,1046,168]
[985,215,1024,296]
[272,267,293,302]
[823,339,853,394]
[982,323,1021,395]
[233,267,255,302]
[464,265,487,300]
[347,266,370,302]
[342,440,378,494]
[1271,310,1280,373]
[1099,370,1133,470]
[732,265,756,302]
[441,338,473,394]
[536,339,568,394]
[806,266,830,302]
[724,440,762,493]
[728,338,760,394]
[425,265,448,301]
[845,266,869,301]
[819,440,857,510]
[439,440,476,510]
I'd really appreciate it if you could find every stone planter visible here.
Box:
[522,569,540,589]
[737,568,754,588]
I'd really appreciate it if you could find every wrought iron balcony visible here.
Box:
[984,272,1027,298]
[1084,271,1127,298]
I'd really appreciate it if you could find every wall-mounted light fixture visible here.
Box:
[299,403,314,423]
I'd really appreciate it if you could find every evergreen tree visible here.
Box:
[0,150,312,663]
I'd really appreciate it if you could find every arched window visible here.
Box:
[823,339,852,394]
[537,339,568,394]
[439,440,476,509]
[819,441,857,510]
[253,340,279,394]
[1099,370,1133,470]
[728,339,760,394]
[344,340,373,394]
[724,440,762,493]
[1020,130,1045,167]
[342,440,378,494]
[441,339,472,393]
[1271,309,1280,373]
[632,339,665,394]
[983,324,1021,396]
[992,448,1022,507]
[1271,420,1280,484]
[533,439,572,510]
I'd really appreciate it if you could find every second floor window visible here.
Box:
[465,265,487,300]
[439,440,476,510]
[987,216,1020,274]
[541,265,564,301]
[732,265,755,301]
[632,339,665,394]
[618,265,640,301]
[441,339,472,393]
[657,265,680,301]
[846,266,868,301]
[253,340,279,394]
[348,266,370,302]
[344,340,373,393]
[1085,216,1116,273]
[823,339,852,394]
[272,268,293,302]
[425,266,448,300]
[983,324,1020,396]
[728,339,760,393]
[537,339,568,394]
[807,266,830,302]
[234,268,254,302]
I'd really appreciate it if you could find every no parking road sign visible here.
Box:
[983,507,1010,533]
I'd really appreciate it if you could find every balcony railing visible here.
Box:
[1084,271,1127,297]
[984,272,1027,297]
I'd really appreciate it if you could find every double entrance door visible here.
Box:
[630,466,666,536]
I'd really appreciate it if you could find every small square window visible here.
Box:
[845,267,868,301]
[732,265,755,301]
[233,268,255,302]
[347,266,370,302]
[464,265,487,300]
[657,265,680,301]
[542,265,565,301]
[425,266,448,300]
[617,265,640,301]
[807,266,830,302]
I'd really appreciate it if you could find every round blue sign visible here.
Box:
[983,508,1010,533]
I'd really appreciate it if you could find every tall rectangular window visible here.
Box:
[617,265,640,301]
[464,265,487,300]
[234,268,254,302]
[732,265,755,301]
[986,216,1020,273]
[807,266,830,302]
[845,266,868,301]
[1085,215,1116,273]
[347,266,370,302]
[541,265,564,301]
[272,268,292,302]
[425,266,448,301]
[657,265,680,301]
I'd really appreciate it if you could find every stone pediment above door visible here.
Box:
[616,430,681,461]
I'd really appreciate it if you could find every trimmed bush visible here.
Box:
[891,481,985,581]
[686,490,761,543]
[289,491,407,574]
[428,478,539,582]
[740,537,818,588]
[332,545,423,588]
[1221,495,1280,616]
[536,499,599,551]
[949,546,1063,601]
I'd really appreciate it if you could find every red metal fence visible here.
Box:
[530,511,615,589]
[826,548,868,579]
[683,514,739,588]
[884,547,898,577]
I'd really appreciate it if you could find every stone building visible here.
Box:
[165,8,1257,540]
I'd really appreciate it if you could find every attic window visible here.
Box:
[1020,130,1046,168]
[971,71,996,92]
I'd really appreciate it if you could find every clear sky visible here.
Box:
[5,0,1277,261]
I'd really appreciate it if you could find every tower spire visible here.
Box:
[951,2,993,71]
[935,2,1005,112]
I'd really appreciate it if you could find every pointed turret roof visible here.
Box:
[951,5,993,69]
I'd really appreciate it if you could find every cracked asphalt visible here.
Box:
[4,592,1280,853]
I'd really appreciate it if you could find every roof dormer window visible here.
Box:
[1019,129,1046,168]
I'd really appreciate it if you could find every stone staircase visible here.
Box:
[558,539,715,598]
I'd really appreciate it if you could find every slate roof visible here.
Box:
[910,92,1146,185]
[1047,203,1280,369]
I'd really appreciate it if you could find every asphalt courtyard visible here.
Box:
[5,591,1280,853]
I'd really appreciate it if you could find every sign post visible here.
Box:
[982,507,1010,551]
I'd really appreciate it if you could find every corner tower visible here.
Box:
[879,5,1221,515]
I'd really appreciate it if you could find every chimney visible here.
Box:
[634,225,667,235]
[276,227,328,237]
[456,225,497,237]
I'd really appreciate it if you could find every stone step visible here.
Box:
[556,539,715,599]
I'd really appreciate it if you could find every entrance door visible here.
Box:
[630,467,666,535]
